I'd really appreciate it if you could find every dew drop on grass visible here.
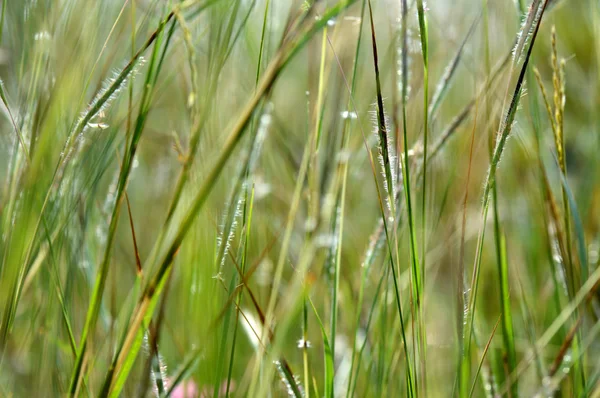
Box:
[34,31,51,41]
[341,110,357,120]
[87,122,109,130]
[296,338,311,349]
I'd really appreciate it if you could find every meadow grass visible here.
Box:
[0,0,600,396]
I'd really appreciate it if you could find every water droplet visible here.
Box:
[341,110,357,120]
[297,339,311,349]
[34,31,51,41]
[87,122,109,130]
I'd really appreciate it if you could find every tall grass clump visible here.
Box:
[0,0,599,396]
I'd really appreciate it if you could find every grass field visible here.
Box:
[0,0,599,396]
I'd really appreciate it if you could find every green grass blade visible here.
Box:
[557,163,589,283]
[308,297,334,398]
[462,1,549,395]
[498,232,517,396]
[162,348,202,398]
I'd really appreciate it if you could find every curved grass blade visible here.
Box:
[69,12,176,395]
[468,316,501,398]
[348,264,386,397]
[557,159,589,284]
[225,102,264,395]
[308,297,334,398]
[498,253,600,394]
[415,6,429,341]
[428,11,480,120]
[497,232,517,395]
[162,347,202,398]
[462,1,549,395]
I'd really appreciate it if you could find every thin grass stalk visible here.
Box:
[367,0,396,214]
[249,75,316,398]
[158,9,235,241]
[470,0,547,336]
[399,0,419,394]
[499,241,600,394]
[341,1,368,395]
[538,317,600,396]
[326,1,367,395]
[551,54,587,393]
[314,26,328,152]
[329,156,343,398]
[308,296,334,398]
[216,260,304,397]
[324,5,415,395]
[220,249,303,397]
[161,348,202,398]
[225,185,255,397]
[534,28,586,392]
[288,13,414,397]
[487,5,518,396]
[302,294,310,398]
[468,316,501,398]
[515,273,548,384]
[218,99,269,394]
[0,0,5,45]
[225,3,270,394]
[557,162,588,393]
[551,26,577,299]
[68,13,174,395]
[212,274,237,398]
[456,85,479,397]
[513,0,541,65]
[349,263,386,397]
[415,13,429,367]
[461,1,548,395]
[497,232,517,395]
[0,82,29,162]
[428,12,480,121]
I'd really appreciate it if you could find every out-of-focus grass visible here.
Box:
[0,0,599,396]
